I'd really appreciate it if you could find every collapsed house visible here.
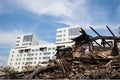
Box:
[56,26,120,59]
[0,26,120,79]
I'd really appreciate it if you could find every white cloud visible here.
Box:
[0,30,24,45]
[13,0,74,17]
[12,0,91,26]
[12,0,119,29]
[0,0,116,30]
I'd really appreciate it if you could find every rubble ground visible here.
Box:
[0,26,120,79]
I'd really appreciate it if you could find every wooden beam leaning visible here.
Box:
[106,26,119,56]
[89,26,111,47]
[81,28,102,47]
[106,25,116,38]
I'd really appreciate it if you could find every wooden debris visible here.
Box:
[0,26,120,79]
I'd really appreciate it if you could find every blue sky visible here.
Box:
[0,0,120,66]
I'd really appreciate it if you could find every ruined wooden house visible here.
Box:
[56,26,120,59]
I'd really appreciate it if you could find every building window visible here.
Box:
[39,47,47,51]
[48,48,51,50]
[39,57,41,59]
[63,34,66,37]
[10,63,12,65]
[43,52,51,55]
[57,45,65,49]
[17,37,20,39]
[22,43,31,46]
[17,66,19,69]
[35,57,37,60]
[16,44,19,46]
[69,27,81,36]
[63,38,65,41]
[16,40,20,43]
[57,30,62,33]
[19,50,23,53]
[39,53,42,55]
[56,39,62,42]
[36,53,37,55]
[24,49,31,53]
[23,58,25,60]
[56,35,62,37]
[32,49,34,52]
[52,47,55,50]
[24,54,26,56]
[23,35,33,42]
[25,62,32,65]
[12,55,14,57]
[52,52,55,54]
[26,58,33,60]
[36,49,38,51]
[43,57,50,59]
[27,53,34,56]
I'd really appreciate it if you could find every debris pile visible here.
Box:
[0,26,120,79]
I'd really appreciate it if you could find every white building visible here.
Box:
[8,26,82,71]
[56,26,81,48]
[7,33,56,71]
[15,33,39,48]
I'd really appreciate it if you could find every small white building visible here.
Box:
[7,33,56,71]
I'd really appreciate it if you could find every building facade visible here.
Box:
[7,33,56,71]
[15,33,39,48]
[56,26,81,48]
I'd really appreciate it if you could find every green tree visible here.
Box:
[1,66,16,75]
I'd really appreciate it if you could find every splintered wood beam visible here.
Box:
[80,28,87,34]
[25,65,57,79]
[89,26,101,37]
[106,25,116,37]
[90,26,112,47]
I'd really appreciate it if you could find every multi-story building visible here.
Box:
[7,33,56,71]
[56,26,81,48]
[8,26,82,71]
